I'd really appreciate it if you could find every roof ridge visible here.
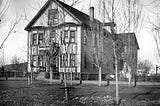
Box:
[25,0,94,31]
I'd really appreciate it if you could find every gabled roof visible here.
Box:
[25,0,92,31]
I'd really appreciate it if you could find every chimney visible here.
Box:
[89,7,94,22]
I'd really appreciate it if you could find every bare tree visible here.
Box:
[150,1,160,64]
[138,59,153,81]
[97,0,143,87]
[0,0,11,67]
[0,48,6,67]
[0,15,22,72]
[93,0,142,103]
[0,15,22,49]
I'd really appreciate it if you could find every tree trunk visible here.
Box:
[28,73,30,85]
[31,68,33,84]
[79,72,82,84]
[133,73,137,87]
[65,86,68,102]
[98,67,102,86]
[128,65,131,87]
[14,71,16,78]
[60,72,63,84]
[50,67,53,85]
[115,56,119,104]
[64,68,68,102]
[70,70,73,86]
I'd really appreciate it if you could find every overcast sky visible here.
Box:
[0,0,159,65]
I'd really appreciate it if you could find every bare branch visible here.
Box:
[0,15,22,49]
[0,0,10,21]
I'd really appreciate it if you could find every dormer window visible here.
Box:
[48,9,59,25]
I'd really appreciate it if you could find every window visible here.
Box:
[32,55,37,67]
[118,59,124,70]
[84,36,87,45]
[54,12,59,24]
[70,54,76,67]
[84,55,87,68]
[38,33,43,45]
[32,33,37,45]
[39,50,45,55]
[94,34,97,47]
[38,55,43,67]
[50,30,56,43]
[132,53,135,59]
[60,54,64,67]
[61,31,63,44]
[60,54,68,67]
[64,31,68,43]
[48,9,59,25]
[70,31,75,43]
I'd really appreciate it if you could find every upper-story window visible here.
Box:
[64,30,68,43]
[50,30,56,43]
[38,33,44,45]
[32,33,37,45]
[61,31,63,44]
[84,54,87,68]
[48,9,59,25]
[84,36,87,45]
[70,30,75,43]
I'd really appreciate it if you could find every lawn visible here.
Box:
[0,79,160,106]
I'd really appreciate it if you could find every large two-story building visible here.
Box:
[25,0,139,80]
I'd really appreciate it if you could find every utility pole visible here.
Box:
[111,0,119,104]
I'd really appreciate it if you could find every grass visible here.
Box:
[0,80,160,106]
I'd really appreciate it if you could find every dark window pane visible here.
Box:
[64,31,68,43]
[48,9,59,25]
[84,36,87,45]
[70,31,75,43]
[38,55,43,66]
[50,30,56,43]
[38,33,43,45]
[70,54,75,67]
[60,54,68,67]
[33,34,37,45]
[32,55,37,67]
[84,55,87,68]
[61,31,63,44]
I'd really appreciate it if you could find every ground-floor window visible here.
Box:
[70,54,76,67]
[38,55,43,67]
[60,53,76,68]
[31,55,37,67]
[60,54,68,67]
